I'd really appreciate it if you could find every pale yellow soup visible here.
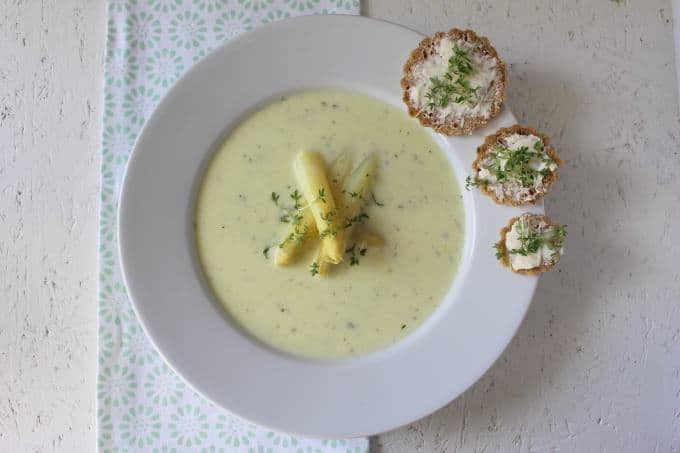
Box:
[195,89,464,359]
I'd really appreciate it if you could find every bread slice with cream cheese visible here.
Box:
[495,213,566,275]
[469,125,562,206]
[400,28,507,135]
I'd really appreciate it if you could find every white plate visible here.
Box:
[119,15,539,438]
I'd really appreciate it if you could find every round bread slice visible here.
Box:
[470,125,563,206]
[494,213,566,275]
[400,28,507,135]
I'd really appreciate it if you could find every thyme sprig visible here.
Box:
[371,193,385,207]
[343,212,369,229]
[290,189,303,209]
[317,188,327,204]
[319,208,338,239]
[343,189,363,199]
[274,188,311,249]
[345,243,367,266]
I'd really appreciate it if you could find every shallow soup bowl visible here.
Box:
[118,15,539,437]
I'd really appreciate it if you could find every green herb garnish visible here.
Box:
[346,244,359,266]
[511,219,544,256]
[493,243,504,260]
[465,175,487,191]
[344,212,369,229]
[263,246,271,258]
[506,218,567,259]
[345,243,367,266]
[317,188,327,204]
[275,189,307,223]
[319,208,338,239]
[319,227,336,239]
[549,224,567,258]
[310,261,319,276]
[295,224,309,244]
[290,189,303,209]
[278,232,295,248]
[343,189,362,199]
[278,222,309,248]
[425,45,479,109]
[320,208,337,222]
[477,141,555,189]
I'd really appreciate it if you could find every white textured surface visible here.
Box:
[674,0,680,95]
[1,1,679,452]
[0,0,103,451]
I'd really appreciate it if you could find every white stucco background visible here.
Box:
[1,1,678,451]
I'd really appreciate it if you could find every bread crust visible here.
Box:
[472,125,563,206]
[400,28,507,136]
[496,214,561,275]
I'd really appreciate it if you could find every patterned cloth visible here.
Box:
[99,1,368,451]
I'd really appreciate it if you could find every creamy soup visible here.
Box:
[195,90,464,359]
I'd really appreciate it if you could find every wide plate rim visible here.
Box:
[118,14,539,437]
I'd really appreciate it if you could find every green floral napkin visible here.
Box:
[99,1,367,451]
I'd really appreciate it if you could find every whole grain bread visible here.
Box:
[496,213,563,275]
[400,28,507,135]
[472,125,563,206]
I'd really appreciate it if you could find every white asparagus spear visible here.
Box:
[315,154,378,276]
[315,227,385,277]
[294,151,344,264]
[327,151,351,200]
[337,153,377,242]
[274,208,316,265]
[276,152,351,266]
